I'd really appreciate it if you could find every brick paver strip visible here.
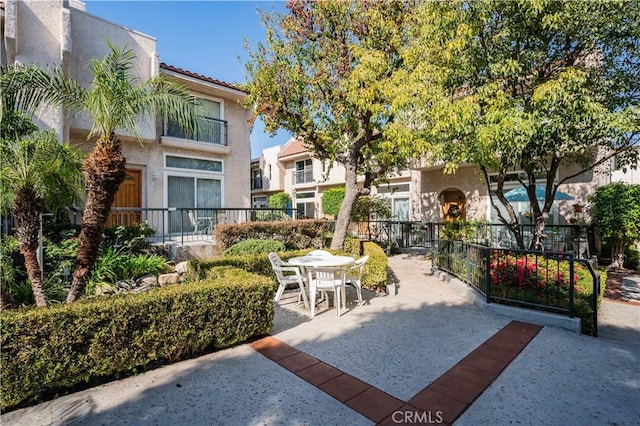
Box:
[251,320,542,425]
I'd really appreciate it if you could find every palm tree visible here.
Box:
[0,128,83,307]
[4,41,199,302]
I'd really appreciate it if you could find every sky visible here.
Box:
[84,0,293,158]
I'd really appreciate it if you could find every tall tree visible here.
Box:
[244,0,414,249]
[589,183,640,269]
[396,0,640,249]
[0,129,82,307]
[5,42,199,302]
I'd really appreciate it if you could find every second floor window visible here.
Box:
[294,159,313,184]
[252,169,263,190]
[164,98,227,145]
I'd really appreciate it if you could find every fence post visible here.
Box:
[569,255,575,318]
[466,243,472,284]
[485,247,491,303]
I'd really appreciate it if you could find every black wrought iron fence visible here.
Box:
[68,207,295,245]
[432,239,600,336]
[350,220,595,258]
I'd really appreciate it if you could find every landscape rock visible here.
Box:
[174,261,188,275]
[158,273,180,286]
[136,274,158,287]
[131,283,159,293]
[116,279,135,291]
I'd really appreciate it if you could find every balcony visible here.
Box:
[164,116,228,146]
[292,169,314,185]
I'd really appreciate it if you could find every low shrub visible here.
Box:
[86,248,171,294]
[214,219,330,253]
[0,267,274,411]
[339,239,388,291]
[186,250,308,283]
[188,240,388,292]
[222,239,286,257]
[490,252,605,335]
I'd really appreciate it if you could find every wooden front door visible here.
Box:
[442,189,466,222]
[107,169,142,227]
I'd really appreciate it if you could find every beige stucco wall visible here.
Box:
[68,5,158,140]
[414,162,606,223]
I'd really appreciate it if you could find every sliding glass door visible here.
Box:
[168,176,221,233]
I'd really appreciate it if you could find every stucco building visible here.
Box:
[2,0,252,226]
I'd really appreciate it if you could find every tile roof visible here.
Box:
[159,63,248,94]
[278,138,309,158]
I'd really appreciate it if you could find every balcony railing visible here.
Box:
[164,116,228,146]
[292,169,314,185]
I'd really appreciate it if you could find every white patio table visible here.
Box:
[288,255,355,311]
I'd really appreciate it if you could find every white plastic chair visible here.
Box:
[308,266,346,318]
[268,252,309,309]
[188,210,211,236]
[345,255,369,305]
[307,249,332,257]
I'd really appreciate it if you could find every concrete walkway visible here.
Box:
[2,253,639,425]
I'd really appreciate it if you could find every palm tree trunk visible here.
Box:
[67,139,126,303]
[12,189,48,307]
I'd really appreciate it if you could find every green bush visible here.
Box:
[341,240,388,291]
[101,222,157,254]
[188,241,388,292]
[214,219,330,252]
[268,192,291,210]
[86,248,171,294]
[222,239,286,256]
[253,210,291,221]
[322,187,345,217]
[186,250,309,283]
[0,267,274,410]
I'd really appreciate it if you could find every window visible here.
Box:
[167,176,221,233]
[166,156,222,172]
[252,196,268,208]
[295,191,315,218]
[268,164,272,180]
[165,155,223,233]
[293,159,313,184]
[164,97,228,145]
[251,169,263,190]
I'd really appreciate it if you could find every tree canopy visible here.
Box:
[392,0,640,249]
[244,0,415,249]
[589,182,640,269]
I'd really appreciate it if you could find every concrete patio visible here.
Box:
[2,253,638,425]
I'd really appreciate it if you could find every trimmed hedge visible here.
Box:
[214,219,330,252]
[188,239,388,292]
[0,267,274,411]
[222,239,286,256]
[186,250,309,283]
[342,240,388,291]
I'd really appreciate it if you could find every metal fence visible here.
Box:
[68,207,296,245]
[431,239,600,336]
[350,220,596,259]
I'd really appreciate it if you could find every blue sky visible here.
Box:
[84,0,293,157]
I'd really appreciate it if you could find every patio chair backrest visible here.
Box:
[346,255,369,280]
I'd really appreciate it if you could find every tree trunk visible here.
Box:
[12,189,48,307]
[330,163,360,250]
[67,139,126,303]
[528,215,548,251]
[610,239,626,269]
